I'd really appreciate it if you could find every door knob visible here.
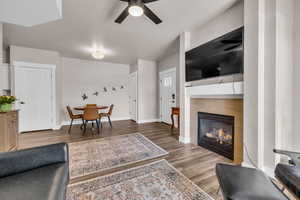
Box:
[20,101,26,104]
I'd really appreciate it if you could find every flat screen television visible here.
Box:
[186,27,244,82]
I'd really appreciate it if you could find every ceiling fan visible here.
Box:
[115,0,162,25]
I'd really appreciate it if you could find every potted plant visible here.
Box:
[0,96,16,112]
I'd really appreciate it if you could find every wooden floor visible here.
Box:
[19,120,230,200]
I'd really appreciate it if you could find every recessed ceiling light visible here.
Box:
[128,5,144,17]
[92,50,104,60]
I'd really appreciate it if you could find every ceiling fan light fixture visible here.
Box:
[128,5,144,17]
[92,50,105,60]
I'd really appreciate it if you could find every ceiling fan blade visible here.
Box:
[115,6,130,24]
[143,5,162,24]
[143,0,159,3]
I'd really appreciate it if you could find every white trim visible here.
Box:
[137,119,159,124]
[242,161,255,168]
[181,81,244,144]
[257,0,266,169]
[263,166,275,178]
[179,135,191,144]
[159,67,176,75]
[242,162,274,178]
[12,61,57,131]
[129,71,138,121]
[13,61,56,70]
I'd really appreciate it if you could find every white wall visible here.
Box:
[129,63,138,73]
[243,3,260,165]
[61,57,130,123]
[137,59,158,122]
[263,0,276,170]
[9,45,62,127]
[293,0,300,152]
[242,0,296,175]
[0,23,3,63]
[189,1,244,51]
[275,0,294,152]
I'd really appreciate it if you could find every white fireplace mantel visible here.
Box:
[180,81,244,144]
[186,81,244,98]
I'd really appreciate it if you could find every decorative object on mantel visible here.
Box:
[112,87,116,91]
[93,92,99,96]
[81,94,88,101]
[120,85,124,89]
[0,96,16,112]
[103,87,108,92]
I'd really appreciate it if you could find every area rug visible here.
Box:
[67,159,213,200]
[69,133,169,179]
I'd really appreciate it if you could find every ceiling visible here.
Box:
[3,0,239,64]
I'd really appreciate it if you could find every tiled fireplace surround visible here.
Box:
[181,81,244,164]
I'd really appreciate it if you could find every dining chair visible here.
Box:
[66,106,84,133]
[83,107,100,134]
[99,104,114,128]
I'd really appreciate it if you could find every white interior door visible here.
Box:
[14,65,54,132]
[160,69,176,124]
[129,72,137,121]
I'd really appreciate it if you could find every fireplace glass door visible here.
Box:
[198,112,234,160]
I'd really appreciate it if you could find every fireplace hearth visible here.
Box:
[198,112,234,160]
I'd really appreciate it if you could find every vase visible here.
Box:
[0,104,12,112]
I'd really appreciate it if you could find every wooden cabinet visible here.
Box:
[0,110,19,152]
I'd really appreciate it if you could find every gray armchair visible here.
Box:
[274,149,300,198]
[0,143,69,200]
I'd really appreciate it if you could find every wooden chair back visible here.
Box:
[86,104,97,107]
[108,104,114,115]
[66,106,74,119]
[83,107,99,121]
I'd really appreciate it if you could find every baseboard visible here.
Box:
[179,136,191,144]
[242,161,255,168]
[137,119,160,124]
[242,162,275,178]
[53,125,62,130]
[60,117,131,127]
[263,166,275,178]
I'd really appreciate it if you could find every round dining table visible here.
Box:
[74,106,109,111]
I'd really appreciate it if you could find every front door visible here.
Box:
[160,69,176,124]
[14,65,54,132]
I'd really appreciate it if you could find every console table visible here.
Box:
[0,110,19,152]
[171,107,180,129]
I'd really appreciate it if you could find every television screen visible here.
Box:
[185,27,244,82]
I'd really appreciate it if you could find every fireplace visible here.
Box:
[198,112,234,160]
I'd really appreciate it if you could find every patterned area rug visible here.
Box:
[69,133,169,179]
[67,159,213,200]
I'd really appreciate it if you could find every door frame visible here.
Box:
[11,61,57,130]
[159,68,176,123]
[129,71,138,122]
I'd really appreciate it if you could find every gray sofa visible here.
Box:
[0,143,69,200]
